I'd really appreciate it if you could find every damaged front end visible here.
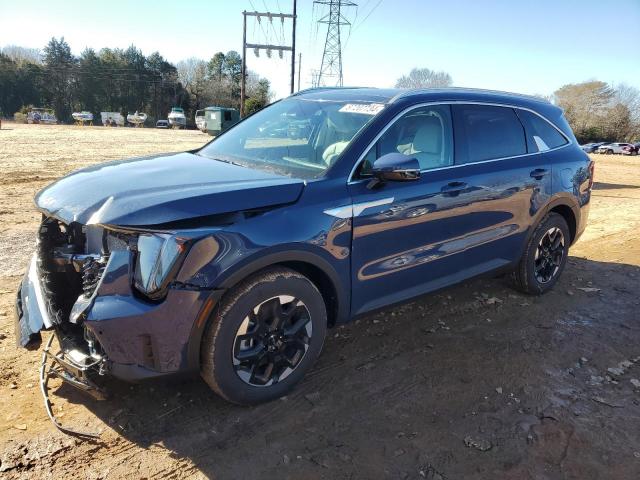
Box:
[16,217,121,398]
[16,215,222,405]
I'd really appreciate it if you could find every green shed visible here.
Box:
[204,106,240,136]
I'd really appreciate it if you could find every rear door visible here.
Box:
[450,103,554,265]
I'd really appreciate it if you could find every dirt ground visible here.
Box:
[0,122,639,479]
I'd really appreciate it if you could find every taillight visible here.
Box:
[588,161,595,190]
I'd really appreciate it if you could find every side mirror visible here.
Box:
[370,153,421,185]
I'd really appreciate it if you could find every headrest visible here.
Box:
[412,116,442,154]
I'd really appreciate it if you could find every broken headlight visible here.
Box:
[133,234,188,299]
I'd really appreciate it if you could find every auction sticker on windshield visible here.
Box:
[338,103,386,115]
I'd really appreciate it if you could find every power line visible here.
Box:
[352,0,382,31]
[240,3,297,116]
[249,0,271,43]
[342,3,359,53]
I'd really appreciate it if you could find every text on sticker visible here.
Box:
[338,103,386,115]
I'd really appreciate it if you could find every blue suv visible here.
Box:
[16,88,593,405]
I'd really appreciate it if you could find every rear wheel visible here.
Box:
[511,213,570,295]
[201,267,327,405]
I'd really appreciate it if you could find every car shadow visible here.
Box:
[50,256,640,479]
[593,181,640,190]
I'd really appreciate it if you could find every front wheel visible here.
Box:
[511,213,570,295]
[201,267,327,405]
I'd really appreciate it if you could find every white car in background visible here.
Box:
[596,142,638,155]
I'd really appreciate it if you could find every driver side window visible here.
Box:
[356,105,454,178]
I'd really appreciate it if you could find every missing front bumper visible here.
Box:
[39,334,104,439]
[15,254,108,398]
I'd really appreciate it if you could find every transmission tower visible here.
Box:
[314,0,356,87]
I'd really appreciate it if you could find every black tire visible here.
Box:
[200,267,327,405]
[511,213,570,295]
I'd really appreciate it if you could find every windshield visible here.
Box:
[198,98,385,179]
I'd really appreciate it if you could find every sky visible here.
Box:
[1,0,639,100]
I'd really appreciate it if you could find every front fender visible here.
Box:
[181,236,353,371]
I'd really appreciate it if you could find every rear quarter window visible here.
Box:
[453,105,527,164]
[516,109,568,152]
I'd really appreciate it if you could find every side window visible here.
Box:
[356,105,453,177]
[453,105,526,164]
[516,109,568,152]
[224,110,232,121]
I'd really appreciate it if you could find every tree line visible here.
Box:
[2,46,638,143]
[395,68,640,144]
[0,37,272,125]
[553,81,640,144]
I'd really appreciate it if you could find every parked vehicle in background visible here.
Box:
[15,87,593,406]
[100,112,125,127]
[126,111,148,127]
[167,107,187,129]
[27,108,57,125]
[597,142,637,155]
[580,142,605,153]
[204,106,240,136]
[72,111,94,126]
[195,109,207,132]
[155,119,169,129]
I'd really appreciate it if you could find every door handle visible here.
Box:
[530,168,549,179]
[441,181,468,195]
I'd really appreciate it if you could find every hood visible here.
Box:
[35,152,305,227]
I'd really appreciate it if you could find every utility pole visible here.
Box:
[297,52,302,92]
[240,5,298,117]
[241,11,247,117]
[290,0,297,94]
[315,0,356,87]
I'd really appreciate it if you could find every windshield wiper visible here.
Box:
[196,152,247,168]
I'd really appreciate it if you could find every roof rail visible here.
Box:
[390,87,551,104]
[290,86,370,97]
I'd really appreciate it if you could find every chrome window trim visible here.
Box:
[347,100,572,185]
[324,197,395,219]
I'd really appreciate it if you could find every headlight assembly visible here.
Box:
[133,234,188,299]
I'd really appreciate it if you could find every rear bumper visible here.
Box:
[574,201,590,244]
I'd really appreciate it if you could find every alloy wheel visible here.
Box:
[534,227,565,284]
[232,295,312,387]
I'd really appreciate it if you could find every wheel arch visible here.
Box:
[548,203,577,244]
[187,249,349,371]
[530,195,579,243]
[516,196,579,266]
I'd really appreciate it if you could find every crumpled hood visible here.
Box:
[35,152,305,226]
